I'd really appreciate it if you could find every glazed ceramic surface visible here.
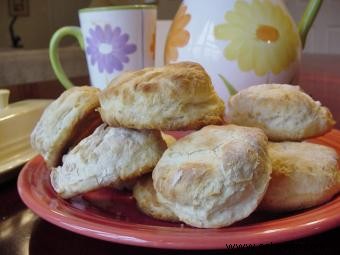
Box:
[0,99,52,182]
[17,130,340,250]
[50,5,157,89]
[164,0,320,103]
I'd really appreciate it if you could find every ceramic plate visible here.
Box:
[17,130,340,250]
[0,99,52,183]
[0,145,37,183]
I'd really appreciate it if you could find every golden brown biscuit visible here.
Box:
[133,175,179,222]
[31,86,102,167]
[260,142,340,212]
[228,84,335,141]
[99,62,225,130]
[152,125,271,228]
[50,124,167,199]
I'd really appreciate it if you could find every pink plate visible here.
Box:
[17,130,340,250]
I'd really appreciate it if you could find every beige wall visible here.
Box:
[0,0,90,49]
[2,0,339,54]
[0,0,180,49]
[158,0,181,19]
[109,0,181,19]
[287,0,340,54]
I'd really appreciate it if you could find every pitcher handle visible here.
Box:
[49,26,84,89]
[298,0,323,48]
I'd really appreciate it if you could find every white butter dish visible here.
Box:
[0,89,52,182]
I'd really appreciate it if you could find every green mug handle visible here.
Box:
[298,0,323,48]
[49,26,84,89]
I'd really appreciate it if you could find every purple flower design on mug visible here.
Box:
[86,24,137,73]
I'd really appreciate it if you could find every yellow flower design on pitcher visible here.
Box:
[214,0,300,76]
[164,4,191,64]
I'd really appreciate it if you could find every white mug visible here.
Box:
[50,5,157,89]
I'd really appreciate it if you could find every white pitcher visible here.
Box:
[164,0,322,103]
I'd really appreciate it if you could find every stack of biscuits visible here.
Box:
[31,62,340,229]
[227,84,340,212]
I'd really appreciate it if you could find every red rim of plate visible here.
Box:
[17,130,340,250]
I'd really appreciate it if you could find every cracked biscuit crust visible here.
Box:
[50,124,167,199]
[99,62,225,130]
[152,125,271,228]
[228,84,335,141]
[260,142,340,212]
[31,86,102,167]
[133,174,179,222]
